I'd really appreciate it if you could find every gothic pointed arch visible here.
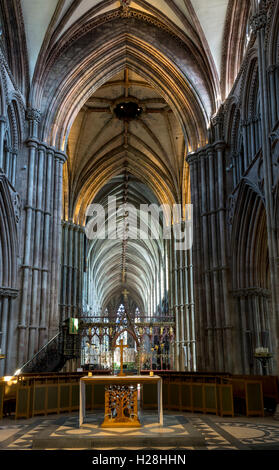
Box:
[221,0,252,100]
[0,170,18,290]
[30,15,214,152]
[230,180,272,373]
[0,0,29,95]
[112,327,139,349]
[231,180,269,289]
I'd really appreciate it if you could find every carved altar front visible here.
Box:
[102,384,140,427]
[79,375,163,428]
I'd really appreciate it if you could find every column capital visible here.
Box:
[250,9,267,32]
[241,118,250,127]
[206,145,215,158]
[186,147,206,165]
[214,140,226,152]
[26,137,40,148]
[26,108,41,123]
[46,147,55,156]
[211,113,224,127]
[38,144,47,153]
[54,149,67,163]
[267,64,277,73]
[186,152,199,165]
[4,142,12,153]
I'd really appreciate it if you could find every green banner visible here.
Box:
[69,317,79,334]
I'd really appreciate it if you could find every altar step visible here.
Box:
[31,413,205,449]
[32,434,205,449]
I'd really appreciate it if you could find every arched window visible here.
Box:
[116,304,128,344]
[244,6,253,53]
[135,307,141,323]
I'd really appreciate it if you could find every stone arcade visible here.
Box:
[0,0,279,452]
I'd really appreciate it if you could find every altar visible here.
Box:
[79,375,163,428]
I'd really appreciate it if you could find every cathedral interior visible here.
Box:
[0,0,279,452]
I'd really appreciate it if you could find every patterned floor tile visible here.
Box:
[1,412,279,450]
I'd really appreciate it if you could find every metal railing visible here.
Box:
[20,332,64,373]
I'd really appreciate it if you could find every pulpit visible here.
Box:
[79,375,163,428]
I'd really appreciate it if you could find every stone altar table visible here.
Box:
[79,375,163,427]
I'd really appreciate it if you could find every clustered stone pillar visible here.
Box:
[231,288,272,374]
[0,289,18,376]
[18,108,40,366]
[251,3,279,374]
[187,135,233,373]
[167,225,196,371]
[16,108,68,370]
[49,150,66,337]
[39,147,54,348]
[60,221,85,323]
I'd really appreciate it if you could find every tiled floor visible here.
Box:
[0,411,279,450]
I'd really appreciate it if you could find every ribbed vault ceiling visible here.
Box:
[66,69,181,312]
[21,0,229,81]
[19,0,236,314]
[66,69,187,222]
[88,173,166,314]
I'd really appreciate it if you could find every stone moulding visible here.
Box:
[231,287,271,298]
[0,286,18,298]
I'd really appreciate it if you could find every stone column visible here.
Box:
[268,65,277,126]
[39,146,54,349]
[275,65,279,120]
[172,235,180,370]
[0,296,9,376]
[28,145,46,358]
[241,119,249,172]
[0,116,6,170]
[200,150,214,370]
[216,141,233,372]
[61,222,68,322]
[208,146,224,371]
[17,108,40,366]
[3,145,11,180]
[183,247,190,371]
[251,6,279,373]
[186,151,203,370]
[188,248,196,371]
[11,148,17,187]
[180,248,186,370]
[49,150,67,337]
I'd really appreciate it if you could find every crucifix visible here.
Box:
[115,339,129,376]
[122,288,129,299]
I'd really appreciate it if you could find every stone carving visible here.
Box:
[0,287,18,298]
[270,129,279,144]
[257,158,265,196]
[26,108,41,123]
[48,8,187,69]
[227,194,236,227]
[6,180,21,224]
[13,192,21,223]
[231,287,271,298]
[250,10,267,32]
[120,0,130,9]
[120,1,131,17]
[211,113,224,127]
